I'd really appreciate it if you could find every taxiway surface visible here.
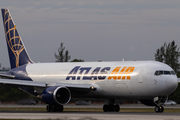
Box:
[0,104,179,120]
[0,112,179,120]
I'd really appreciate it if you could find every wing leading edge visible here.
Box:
[0,78,95,90]
[0,74,15,79]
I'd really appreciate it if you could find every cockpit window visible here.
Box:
[154,70,176,76]
[164,71,171,75]
[159,71,164,75]
[170,71,176,75]
[154,71,159,75]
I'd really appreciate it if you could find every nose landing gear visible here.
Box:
[154,105,164,113]
[153,96,167,113]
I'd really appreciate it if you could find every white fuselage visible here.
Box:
[25,61,178,100]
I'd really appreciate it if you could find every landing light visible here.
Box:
[90,86,97,91]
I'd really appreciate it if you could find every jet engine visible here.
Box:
[42,86,71,105]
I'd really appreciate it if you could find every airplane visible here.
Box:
[0,8,179,113]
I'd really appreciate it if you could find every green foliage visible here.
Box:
[155,46,164,62]
[71,59,84,62]
[155,40,180,103]
[0,85,31,101]
[55,43,71,62]
[155,40,180,73]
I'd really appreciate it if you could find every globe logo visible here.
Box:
[4,9,24,67]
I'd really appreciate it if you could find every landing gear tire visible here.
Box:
[114,104,120,112]
[58,105,64,112]
[103,104,108,112]
[103,104,120,112]
[154,106,164,113]
[46,104,64,112]
[103,99,120,112]
[46,104,52,112]
[159,106,164,113]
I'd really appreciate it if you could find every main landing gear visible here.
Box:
[103,99,120,112]
[46,104,63,112]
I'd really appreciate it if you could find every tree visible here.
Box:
[71,59,84,62]
[0,85,31,101]
[155,46,164,62]
[55,43,71,62]
[155,40,180,73]
[155,40,180,103]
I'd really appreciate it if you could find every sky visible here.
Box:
[0,0,180,68]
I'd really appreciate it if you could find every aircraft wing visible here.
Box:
[0,78,94,90]
[0,79,46,87]
[0,73,15,79]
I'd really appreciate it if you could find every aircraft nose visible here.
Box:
[166,76,178,92]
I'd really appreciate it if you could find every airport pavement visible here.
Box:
[0,112,179,120]
[0,104,179,120]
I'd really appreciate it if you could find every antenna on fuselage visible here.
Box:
[122,58,124,62]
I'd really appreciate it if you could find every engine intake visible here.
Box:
[42,86,71,105]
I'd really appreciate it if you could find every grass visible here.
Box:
[0,107,179,113]
[0,107,44,112]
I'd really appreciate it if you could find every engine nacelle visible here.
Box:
[42,86,71,105]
